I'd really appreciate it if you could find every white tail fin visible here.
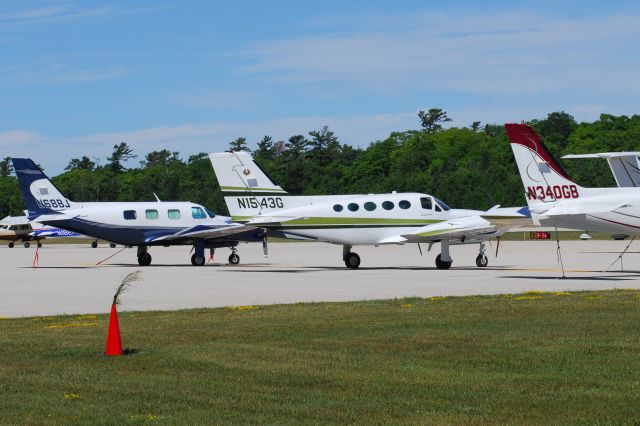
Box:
[209,151,287,194]
[505,124,589,210]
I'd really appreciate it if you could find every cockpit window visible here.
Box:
[434,197,450,211]
[420,197,433,210]
[192,206,207,219]
[205,208,216,218]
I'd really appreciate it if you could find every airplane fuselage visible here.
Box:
[38,201,237,246]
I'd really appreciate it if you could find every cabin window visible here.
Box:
[348,203,359,212]
[168,209,181,220]
[192,206,207,219]
[9,225,17,230]
[364,202,376,211]
[123,210,137,220]
[145,209,159,220]
[382,201,394,210]
[420,197,433,210]
[398,200,411,209]
[333,204,343,212]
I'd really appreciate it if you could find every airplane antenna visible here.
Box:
[604,236,635,272]
[229,151,263,215]
[154,193,161,203]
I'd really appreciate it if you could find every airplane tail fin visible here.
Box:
[11,158,75,219]
[505,124,588,209]
[209,151,287,195]
[209,151,289,220]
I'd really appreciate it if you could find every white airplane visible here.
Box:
[506,123,640,234]
[0,215,85,248]
[209,151,530,269]
[562,152,640,188]
[11,158,262,266]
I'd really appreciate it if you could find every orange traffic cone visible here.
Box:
[105,304,123,356]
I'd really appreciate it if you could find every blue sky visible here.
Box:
[1,0,640,174]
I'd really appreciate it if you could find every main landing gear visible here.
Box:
[475,242,488,267]
[343,245,361,269]
[435,242,452,270]
[228,247,240,265]
[137,246,152,266]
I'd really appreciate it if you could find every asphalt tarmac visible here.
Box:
[1,240,639,317]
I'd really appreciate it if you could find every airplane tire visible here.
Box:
[228,253,240,265]
[191,253,205,266]
[9,242,14,248]
[435,254,452,270]
[37,241,43,248]
[344,252,361,269]
[476,255,488,267]
[91,241,98,248]
[137,253,152,266]
[23,242,30,248]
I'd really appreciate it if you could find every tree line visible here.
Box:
[1,110,639,219]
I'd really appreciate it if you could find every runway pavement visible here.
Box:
[1,240,639,317]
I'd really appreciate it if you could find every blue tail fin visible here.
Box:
[11,158,74,219]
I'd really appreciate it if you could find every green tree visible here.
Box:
[254,136,274,161]
[65,156,96,171]
[418,108,452,133]
[229,137,250,152]
[141,150,180,168]
[108,142,137,172]
[0,157,13,177]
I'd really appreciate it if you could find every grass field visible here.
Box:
[2,290,640,424]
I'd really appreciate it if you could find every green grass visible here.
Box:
[2,291,640,424]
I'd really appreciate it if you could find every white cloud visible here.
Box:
[238,11,640,96]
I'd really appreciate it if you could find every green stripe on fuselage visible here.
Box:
[233,216,444,227]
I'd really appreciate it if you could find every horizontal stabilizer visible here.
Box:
[541,203,629,217]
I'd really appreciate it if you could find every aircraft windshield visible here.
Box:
[434,197,450,211]
[205,208,216,218]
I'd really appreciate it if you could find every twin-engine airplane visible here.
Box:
[11,158,263,266]
[209,151,530,269]
[506,123,640,235]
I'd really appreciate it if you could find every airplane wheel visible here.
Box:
[344,252,361,269]
[228,253,240,265]
[476,255,488,267]
[191,253,205,266]
[137,253,152,266]
[8,242,14,248]
[91,241,98,248]
[110,243,116,248]
[37,241,43,248]
[24,242,30,248]
[435,254,452,270]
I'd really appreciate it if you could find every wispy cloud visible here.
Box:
[0,62,128,87]
[238,11,640,96]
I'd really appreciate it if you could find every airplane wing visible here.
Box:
[149,223,262,243]
[378,215,499,244]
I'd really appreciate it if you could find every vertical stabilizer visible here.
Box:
[505,124,588,211]
[11,158,75,219]
[209,151,287,194]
